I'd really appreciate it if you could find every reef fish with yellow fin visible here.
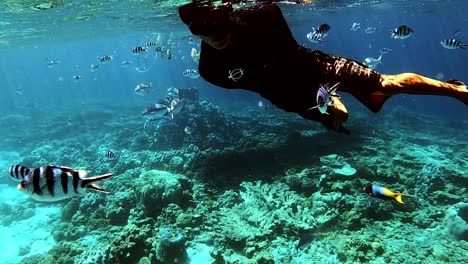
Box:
[364,185,412,204]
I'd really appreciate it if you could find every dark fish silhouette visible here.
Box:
[296,233,316,250]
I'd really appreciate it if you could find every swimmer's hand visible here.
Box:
[302,97,350,135]
[326,97,351,135]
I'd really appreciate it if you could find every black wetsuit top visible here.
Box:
[179,2,385,130]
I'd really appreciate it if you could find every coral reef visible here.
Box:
[3,96,466,264]
[156,226,188,263]
[443,203,468,241]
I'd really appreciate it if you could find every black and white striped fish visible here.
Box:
[17,165,112,202]
[8,165,31,182]
[98,55,114,63]
[132,46,148,55]
[365,27,376,34]
[379,48,392,54]
[105,150,117,159]
[308,82,341,115]
[306,32,324,45]
[391,25,414,39]
[145,41,158,47]
[440,39,467,50]
[313,23,331,36]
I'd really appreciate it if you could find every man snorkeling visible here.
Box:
[179,1,467,135]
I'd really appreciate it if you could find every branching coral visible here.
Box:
[216,181,343,246]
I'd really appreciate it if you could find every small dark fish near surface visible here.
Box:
[46,58,60,68]
[17,165,112,202]
[9,164,31,182]
[296,233,316,250]
[391,25,413,39]
[104,150,117,160]
[98,55,114,63]
[132,46,148,55]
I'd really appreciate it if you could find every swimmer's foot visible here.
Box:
[381,73,468,105]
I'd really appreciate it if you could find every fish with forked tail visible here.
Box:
[9,164,30,182]
[364,185,413,204]
[17,165,112,202]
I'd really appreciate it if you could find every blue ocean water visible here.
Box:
[0,0,467,263]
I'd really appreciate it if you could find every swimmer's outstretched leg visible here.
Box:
[380,73,468,105]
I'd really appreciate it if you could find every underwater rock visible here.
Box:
[334,164,357,176]
[138,256,152,264]
[176,213,193,228]
[105,224,153,264]
[443,202,468,241]
[105,190,137,225]
[320,154,357,176]
[0,202,35,225]
[178,87,199,101]
[169,155,184,171]
[79,192,106,215]
[137,170,190,217]
[156,226,188,263]
[61,199,80,221]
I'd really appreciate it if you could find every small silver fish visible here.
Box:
[18,165,112,202]
[168,98,183,119]
[350,22,360,31]
[167,87,179,98]
[188,36,195,44]
[183,69,200,79]
[46,58,60,68]
[184,126,193,135]
[191,48,200,64]
[362,54,383,70]
[257,100,268,111]
[121,60,132,67]
[90,64,100,72]
[166,49,172,60]
[134,82,152,96]
[15,88,24,95]
[142,103,170,121]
